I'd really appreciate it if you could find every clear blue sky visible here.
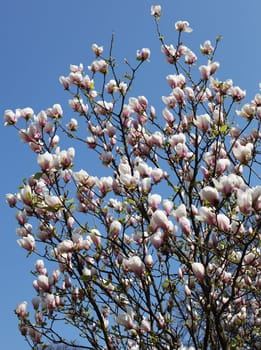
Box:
[1,0,261,348]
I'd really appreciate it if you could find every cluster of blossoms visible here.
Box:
[5,4,261,350]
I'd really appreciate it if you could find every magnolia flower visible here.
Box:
[195,114,211,132]
[136,48,150,61]
[148,193,162,210]
[232,141,253,163]
[151,209,169,231]
[192,262,205,281]
[216,213,230,232]
[200,40,214,55]
[196,206,216,225]
[57,239,74,253]
[179,216,191,235]
[37,152,55,171]
[6,193,17,207]
[173,204,187,221]
[66,118,78,131]
[175,20,193,33]
[36,275,50,291]
[115,308,135,329]
[237,188,253,214]
[4,109,19,125]
[200,186,219,205]
[151,5,161,18]
[123,256,145,276]
[140,318,151,332]
[17,234,35,251]
[16,301,28,318]
[91,43,103,56]
[236,103,255,119]
[109,220,122,239]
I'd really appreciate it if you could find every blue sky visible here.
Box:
[1,0,261,348]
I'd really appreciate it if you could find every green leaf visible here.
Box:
[34,172,43,180]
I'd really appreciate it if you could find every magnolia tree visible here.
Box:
[4,4,261,350]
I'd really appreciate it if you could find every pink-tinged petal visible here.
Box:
[192,262,205,281]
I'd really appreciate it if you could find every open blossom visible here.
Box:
[194,113,211,132]
[175,20,193,33]
[17,234,35,251]
[213,173,244,195]
[115,308,135,329]
[136,48,150,61]
[122,256,145,276]
[4,109,19,125]
[148,193,162,210]
[151,5,161,18]
[200,40,214,55]
[91,43,103,56]
[232,141,253,163]
[200,186,219,205]
[150,209,169,231]
[236,103,255,119]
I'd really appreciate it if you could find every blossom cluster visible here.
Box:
[4,4,261,350]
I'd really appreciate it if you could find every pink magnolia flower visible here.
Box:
[237,188,253,214]
[115,308,135,329]
[91,43,104,57]
[16,301,28,318]
[151,5,161,18]
[216,213,230,232]
[196,206,216,225]
[6,193,17,207]
[57,239,74,253]
[151,168,164,183]
[192,262,205,281]
[4,109,19,125]
[200,40,214,55]
[162,108,175,124]
[213,174,244,196]
[166,73,186,89]
[228,86,246,101]
[148,193,162,210]
[195,114,211,132]
[88,59,108,73]
[150,230,164,249]
[200,186,219,205]
[36,275,50,291]
[37,152,55,171]
[173,204,187,221]
[236,103,255,119]
[179,216,191,235]
[35,259,46,274]
[66,118,78,131]
[123,256,145,276]
[232,141,253,163]
[161,44,176,64]
[17,234,35,251]
[136,48,150,61]
[109,220,122,239]
[252,186,261,211]
[151,209,169,231]
[140,318,151,333]
[175,20,193,33]
[144,254,153,268]
[162,199,173,216]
